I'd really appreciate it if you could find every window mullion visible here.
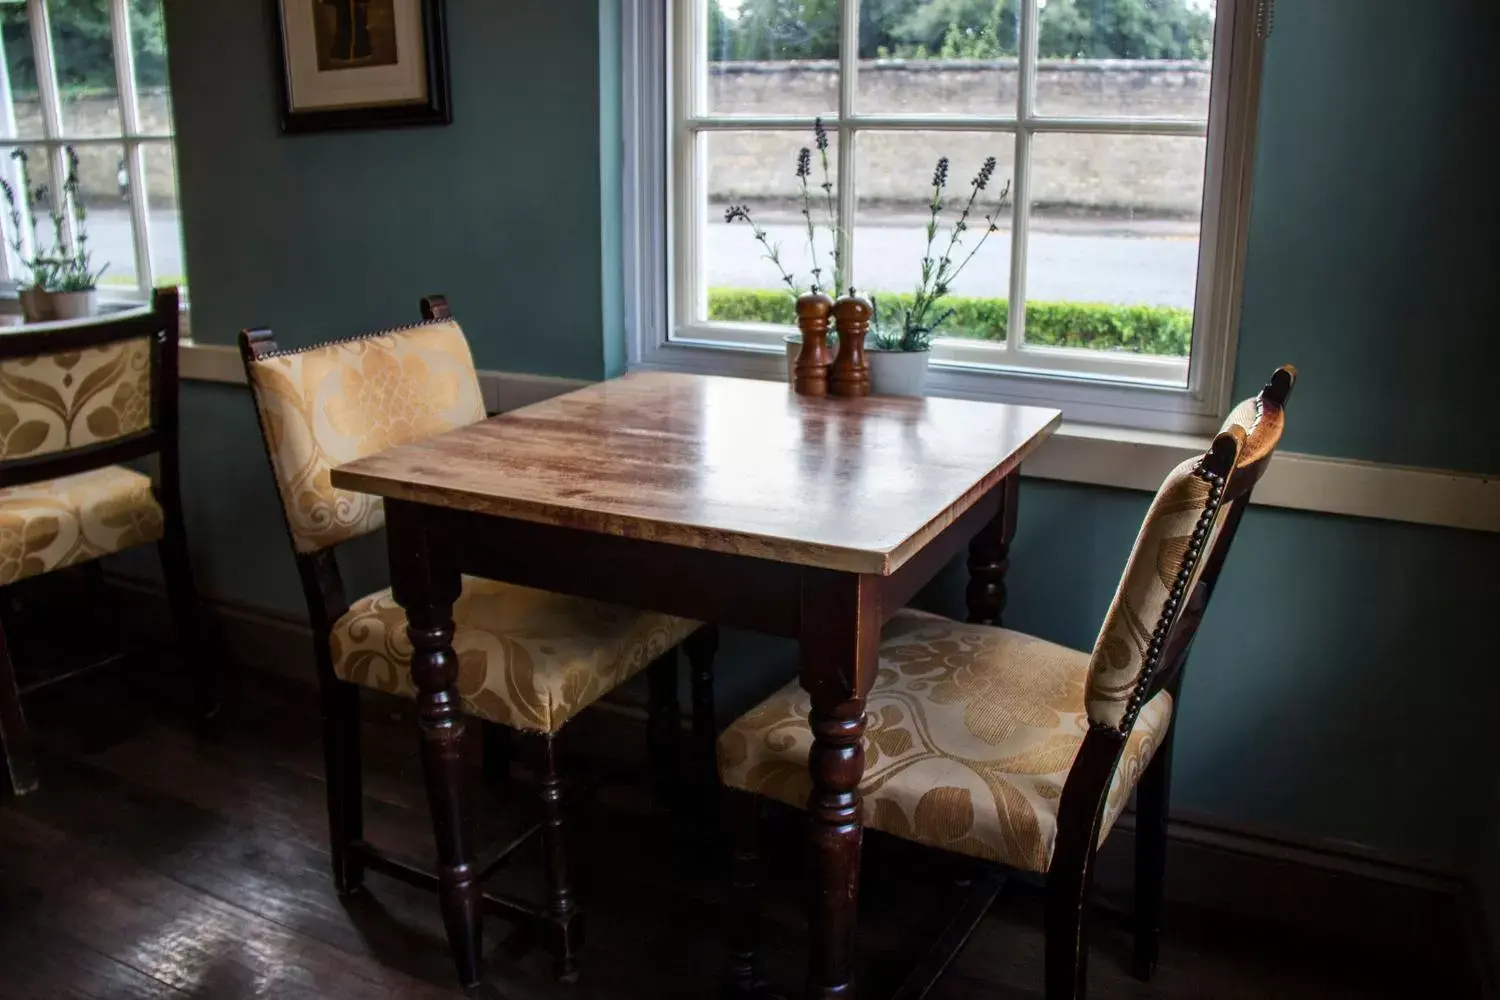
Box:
[28,0,74,254]
[1005,0,1040,355]
[109,0,153,293]
[0,26,31,282]
[836,0,858,297]
[673,0,703,327]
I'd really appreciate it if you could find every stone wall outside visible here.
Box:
[10,89,178,206]
[707,60,1209,216]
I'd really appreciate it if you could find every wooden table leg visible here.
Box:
[966,470,1020,626]
[799,571,881,1000]
[387,501,483,988]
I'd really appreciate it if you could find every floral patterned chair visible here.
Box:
[719,366,1296,1000]
[0,287,210,796]
[238,296,718,988]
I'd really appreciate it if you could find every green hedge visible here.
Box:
[707,288,1191,357]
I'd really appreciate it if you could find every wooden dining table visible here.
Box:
[330,370,1060,997]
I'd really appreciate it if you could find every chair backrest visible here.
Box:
[0,287,179,490]
[1083,365,1296,731]
[238,298,485,555]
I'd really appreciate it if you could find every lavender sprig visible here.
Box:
[725,204,799,294]
[909,156,1003,335]
[795,146,823,292]
[937,177,1011,297]
[917,156,949,300]
[813,118,843,295]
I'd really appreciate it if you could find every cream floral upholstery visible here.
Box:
[331,576,699,733]
[0,339,152,459]
[1220,395,1261,436]
[244,321,485,554]
[718,610,1172,873]
[1083,445,1237,730]
[0,466,164,585]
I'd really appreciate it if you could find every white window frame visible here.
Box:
[0,0,178,303]
[624,0,1270,433]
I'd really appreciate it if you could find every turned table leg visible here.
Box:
[799,571,880,1000]
[387,501,483,989]
[966,471,1020,626]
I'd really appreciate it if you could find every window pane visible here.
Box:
[1,5,45,139]
[75,142,139,289]
[1034,0,1215,119]
[145,141,182,288]
[706,0,838,117]
[853,131,1015,343]
[2,143,58,283]
[702,128,840,326]
[51,2,123,138]
[132,0,171,132]
[857,0,1019,115]
[1023,132,1204,362]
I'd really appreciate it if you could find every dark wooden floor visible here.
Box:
[0,637,1469,999]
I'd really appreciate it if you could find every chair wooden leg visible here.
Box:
[686,626,720,801]
[0,618,39,797]
[534,733,582,982]
[156,518,218,720]
[322,678,364,895]
[1044,848,1092,1000]
[724,789,764,995]
[647,651,681,803]
[1133,724,1175,981]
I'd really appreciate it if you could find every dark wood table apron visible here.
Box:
[337,372,1058,998]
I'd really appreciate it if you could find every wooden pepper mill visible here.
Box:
[829,292,873,397]
[793,291,835,396]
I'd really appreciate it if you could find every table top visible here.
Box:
[331,372,1060,575]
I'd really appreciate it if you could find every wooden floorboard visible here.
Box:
[0,651,1473,999]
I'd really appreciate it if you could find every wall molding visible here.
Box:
[178,342,1497,534]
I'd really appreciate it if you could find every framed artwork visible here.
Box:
[273,0,450,132]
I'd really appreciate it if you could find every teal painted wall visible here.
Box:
[166,0,619,378]
[1232,0,1500,472]
[131,0,1498,879]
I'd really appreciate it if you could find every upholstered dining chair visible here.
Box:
[0,287,210,797]
[238,297,718,988]
[718,366,1296,1000]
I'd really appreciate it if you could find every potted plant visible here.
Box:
[868,155,1011,397]
[3,147,108,323]
[724,128,1011,396]
[725,120,841,382]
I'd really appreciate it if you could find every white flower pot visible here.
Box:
[869,349,931,397]
[49,290,99,321]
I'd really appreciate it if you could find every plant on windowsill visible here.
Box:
[867,155,1011,397]
[725,126,1011,396]
[724,118,843,383]
[3,146,109,323]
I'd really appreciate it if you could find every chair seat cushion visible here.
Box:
[717,610,1173,873]
[331,577,700,734]
[0,466,164,586]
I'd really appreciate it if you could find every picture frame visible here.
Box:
[272,0,451,133]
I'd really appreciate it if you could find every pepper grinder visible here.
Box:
[793,291,835,396]
[829,292,873,398]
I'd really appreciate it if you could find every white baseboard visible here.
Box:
[177,342,1497,533]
